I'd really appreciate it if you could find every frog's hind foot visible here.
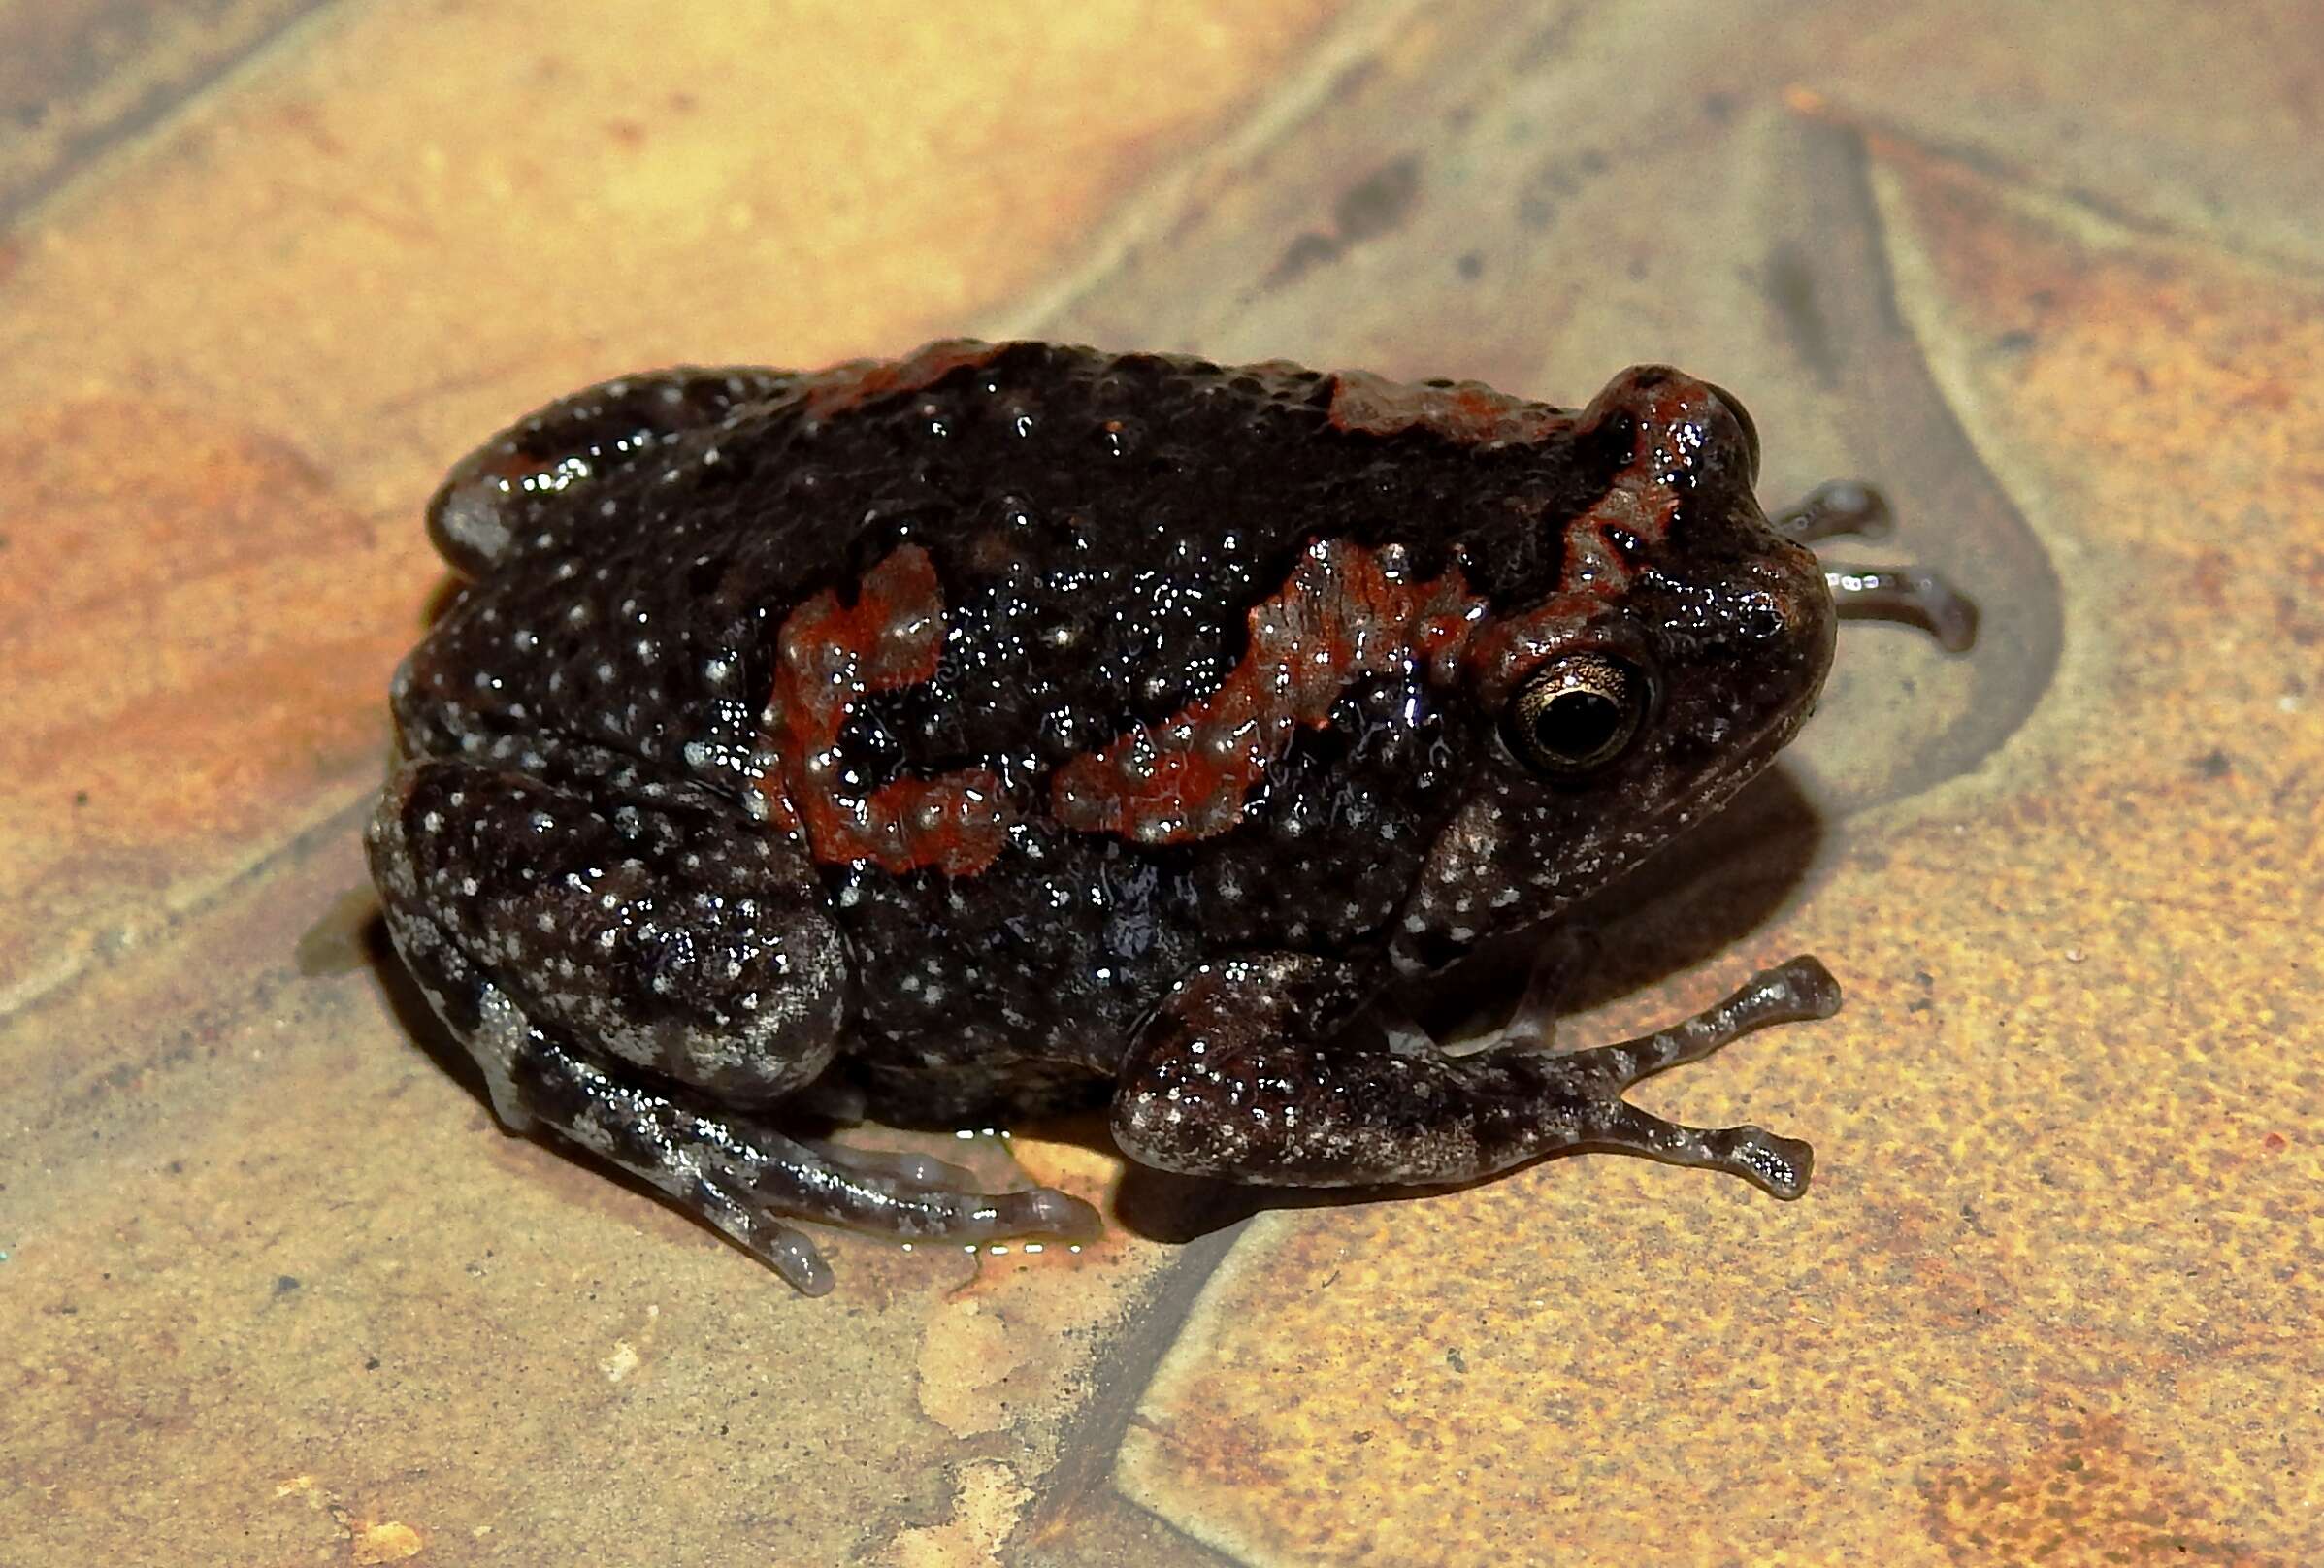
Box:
[513,1038,1099,1296]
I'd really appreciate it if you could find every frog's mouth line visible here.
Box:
[1382,674,1821,989]
[1657,670,1828,833]
[1559,669,1829,906]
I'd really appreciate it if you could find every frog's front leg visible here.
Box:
[1771,479,1980,652]
[1112,952,1839,1197]
[369,758,1097,1293]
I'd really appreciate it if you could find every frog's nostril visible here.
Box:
[1731,557,1833,665]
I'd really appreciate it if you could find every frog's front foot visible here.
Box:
[1114,952,1840,1198]
[1536,955,1839,1198]
[1772,479,1980,653]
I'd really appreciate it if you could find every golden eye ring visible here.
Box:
[1503,654,1649,776]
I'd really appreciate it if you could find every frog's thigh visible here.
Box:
[368,757,846,1105]
[1112,950,1829,1195]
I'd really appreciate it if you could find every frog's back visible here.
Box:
[394,341,1603,807]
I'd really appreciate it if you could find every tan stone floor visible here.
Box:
[4,3,2319,1564]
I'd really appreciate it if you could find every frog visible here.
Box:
[367,340,1975,1294]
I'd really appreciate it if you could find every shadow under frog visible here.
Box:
[362,341,1970,1293]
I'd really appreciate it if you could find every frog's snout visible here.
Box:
[1740,536,1841,731]
[1766,539,1837,649]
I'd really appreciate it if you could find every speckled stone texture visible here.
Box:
[1,3,2316,1565]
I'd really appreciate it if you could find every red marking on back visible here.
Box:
[756,362,1751,867]
[759,545,1017,875]
[1572,366,1726,552]
[1326,370,1573,445]
[1050,539,1484,844]
[800,340,1004,420]
[1525,365,1730,614]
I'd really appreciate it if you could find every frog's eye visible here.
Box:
[1502,654,1649,776]
[1703,382,1762,484]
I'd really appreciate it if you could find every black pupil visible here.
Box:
[1534,689,1622,761]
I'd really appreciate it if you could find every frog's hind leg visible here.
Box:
[508,1033,1097,1296]
[369,756,1097,1293]
[1113,951,1839,1199]
[428,365,797,576]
